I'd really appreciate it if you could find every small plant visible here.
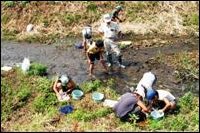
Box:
[28,62,47,76]
[86,2,98,12]
[179,92,194,111]
[3,1,16,7]
[183,13,199,26]
[129,113,139,124]
[81,79,102,93]
[69,108,112,122]
[32,93,57,113]
[17,85,31,102]
[106,78,115,89]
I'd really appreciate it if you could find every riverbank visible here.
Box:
[1,1,199,132]
[1,1,199,44]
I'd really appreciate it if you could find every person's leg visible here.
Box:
[104,39,113,67]
[95,53,109,73]
[89,63,94,76]
[111,43,125,68]
[107,53,113,67]
[87,54,95,77]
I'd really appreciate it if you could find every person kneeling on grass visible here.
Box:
[149,89,177,113]
[53,75,76,102]
[113,89,152,123]
[86,39,109,78]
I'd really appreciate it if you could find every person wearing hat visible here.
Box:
[150,90,177,113]
[86,39,109,78]
[113,90,151,122]
[110,6,124,23]
[135,72,157,100]
[98,13,126,69]
[53,75,76,101]
[82,25,93,54]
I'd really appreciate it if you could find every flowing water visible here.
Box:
[1,35,199,98]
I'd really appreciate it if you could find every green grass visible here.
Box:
[80,79,102,93]
[1,66,199,131]
[3,1,16,7]
[2,29,17,40]
[183,13,199,26]
[2,1,198,43]
[28,62,47,76]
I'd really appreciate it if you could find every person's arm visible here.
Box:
[115,16,122,23]
[159,98,171,112]
[53,77,60,96]
[66,80,76,93]
[137,100,151,113]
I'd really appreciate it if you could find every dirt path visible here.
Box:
[1,36,199,97]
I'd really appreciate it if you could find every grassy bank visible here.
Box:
[1,1,199,44]
[1,66,199,131]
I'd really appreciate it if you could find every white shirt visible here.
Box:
[98,21,119,39]
[136,72,156,91]
[157,90,176,102]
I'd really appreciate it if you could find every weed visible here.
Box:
[80,79,102,93]
[32,93,57,113]
[86,2,98,12]
[2,29,17,40]
[183,13,199,26]
[63,13,82,25]
[16,85,31,102]
[28,62,47,76]
[69,108,112,122]
[3,1,16,8]
[1,14,11,24]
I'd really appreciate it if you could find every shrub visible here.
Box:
[3,1,16,7]
[32,93,57,113]
[179,92,194,111]
[81,79,102,93]
[28,62,47,76]
[17,85,31,102]
[86,2,98,12]
[35,77,52,93]
[69,108,112,122]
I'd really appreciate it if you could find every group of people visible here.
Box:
[82,6,125,78]
[113,72,177,122]
[52,6,177,122]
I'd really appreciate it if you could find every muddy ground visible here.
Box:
[1,35,199,98]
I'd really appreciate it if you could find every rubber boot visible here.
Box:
[107,54,113,67]
[118,55,125,68]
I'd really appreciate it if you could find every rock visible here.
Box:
[26,24,34,32]
[1,66,12,71]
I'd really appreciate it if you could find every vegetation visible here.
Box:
[1,1,199,132]
[154,51,199,82]
[1,1,199,44]
[28,62,47,76]
[1,66,199,131]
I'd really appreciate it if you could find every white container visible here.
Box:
[21,58,30,73]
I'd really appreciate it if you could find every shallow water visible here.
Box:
[1,36,199,97]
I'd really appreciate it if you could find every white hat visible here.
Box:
[103,14,111,23]
[60,75,69,86]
